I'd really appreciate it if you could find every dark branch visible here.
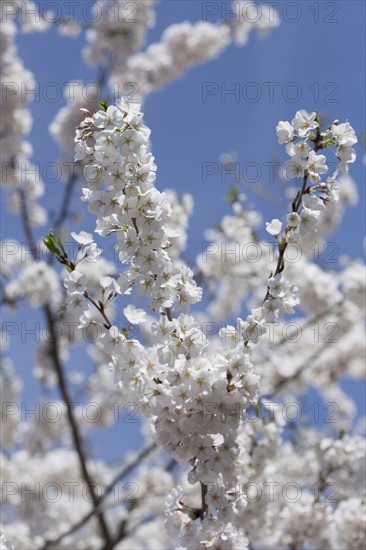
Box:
[19,191,113,547]
[41,443,156,549]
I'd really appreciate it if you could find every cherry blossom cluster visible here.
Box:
[67,99,269,543]
[196,194,269,321]
[0,9,46,226]
[2,94,362,549]
[83,0,158,68]
[241,111,357,338]
[277,109,357,175]
[73,99,202,314]
[197,172,360,333]
[163,412,365,550]
[198,112,357,339]
[232,1,280,46]
[111,20,231,99]
[260,110,357,252]
[50,1,280,154]
[63,100,360,549]
[3,259,62,309]
[1,5,365,549]
[275,110,357,244]
[3,1,50,33]
[111,3,279,99]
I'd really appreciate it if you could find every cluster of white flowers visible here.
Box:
[0,358,22,450]
[197,171,360,329]
[295,174,359,257]
[256,296,365,422]
[0,532,14,550]
[64,99,362,549]
[162,189,194,259]
[111,2,280,100]
[163,416,366,550]
[111,21,231,99]
[68,99,279,545]
[1,439,180,549]
[0,10,46,225]
[331,497,366,549]
[196,194,365,425]
[2,86,363,548]
[1,448,115,548]
[196,194,269,321]
[245,426,365,549]
[274,110,358,245]
[49,81,102,155]
[2,3,365,548]
[50,1,280,154]
[232,1,280,45]
[5,1,50,33]
[73,100,202,315]
[83,0,158,68]
[4,260,62,309]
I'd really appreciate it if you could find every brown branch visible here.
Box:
[83,290,113,329]
[263,302,344,397]
[263,125,323,303]
[272,300,343,349]
[267,342,331,397]
[41,443,157,549]
[19,191,113,548]
[165,307,173,322]
[108,453,178,549]
[43,306,113,547]
[200,482,208,520]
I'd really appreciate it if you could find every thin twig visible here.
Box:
[200,482,208,520]
[41,443,157,549]
[83,290,113,329]
[267,342,331,397]
[19,191,113,548]
[272,300,343,349]
[108,452,177,549]
[43,305,114,547]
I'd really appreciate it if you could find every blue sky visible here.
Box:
[6,0,365,256]
[2,1,365,461]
